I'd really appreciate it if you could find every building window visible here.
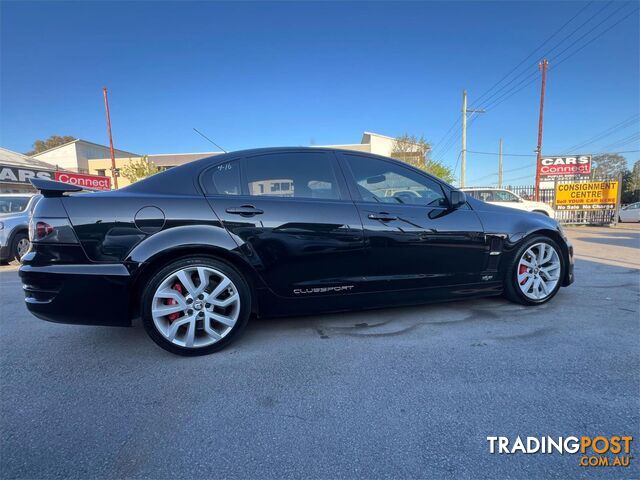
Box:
[96,169,106,177]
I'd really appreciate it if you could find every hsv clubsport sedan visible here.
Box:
[20,148,574,356]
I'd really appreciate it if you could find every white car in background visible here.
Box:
[618,202,640,223]
[0,194,41,263]
[462,188,556,218]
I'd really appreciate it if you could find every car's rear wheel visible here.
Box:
[142,256,251,356]
[503,235,564,305]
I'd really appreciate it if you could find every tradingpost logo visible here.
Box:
[487,435,633,468]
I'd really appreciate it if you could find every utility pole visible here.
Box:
[460,89,485,187]
[102,87,118,189]
[534,59,549,201]
[498,138,503,188]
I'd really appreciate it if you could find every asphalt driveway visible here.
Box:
[1,225,638,479]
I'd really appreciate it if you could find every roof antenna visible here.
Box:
[192,127,228,153]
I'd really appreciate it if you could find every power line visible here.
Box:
[600,132,640,151]
[560,114,640,154]
[435,2,599,162]
[550,2,634,67]
[431,114,462,157]
[467,150,536,157]
[473,1,613,111]
[471,149,640,186]
[435,2,636,170]
[479,4,637,114]
[471,1,596,107]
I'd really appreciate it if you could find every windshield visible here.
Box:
[0,196,30,214]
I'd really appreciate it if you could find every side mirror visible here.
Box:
[449,190,467,209]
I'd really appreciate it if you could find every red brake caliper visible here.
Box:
[165,282,184,322]
[519,264,528,285]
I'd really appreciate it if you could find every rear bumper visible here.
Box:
[19,263,132,326]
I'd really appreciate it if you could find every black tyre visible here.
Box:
[11,231,30,262]
[141,256,251,356]
[503,235,565,306]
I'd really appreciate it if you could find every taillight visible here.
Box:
[35,222,54,240]
[29,218,78,244]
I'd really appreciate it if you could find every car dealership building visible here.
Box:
[0,147,112,194]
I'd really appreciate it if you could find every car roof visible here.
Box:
[0,193,34,197]
[123,146,456,196]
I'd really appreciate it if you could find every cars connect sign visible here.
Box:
[538,155,592,181]
[55,171,111,190]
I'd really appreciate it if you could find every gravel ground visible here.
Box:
[1,225,638,479]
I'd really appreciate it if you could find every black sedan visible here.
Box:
[20,148,574,356]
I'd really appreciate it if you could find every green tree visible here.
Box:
[120,156,161,184]
[591,153,628,178]
[390,134,455,183]
[621,159,640,204]
[627,160,640,192]
[26,135,76,156]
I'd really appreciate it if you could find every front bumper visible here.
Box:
[563,241,575,286]
[0,229,9,261]
[19,262,133,327]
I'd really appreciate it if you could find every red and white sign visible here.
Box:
[55,171,111,191]
[538,155,592,178]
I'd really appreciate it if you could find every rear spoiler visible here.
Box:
[29,178,95,197]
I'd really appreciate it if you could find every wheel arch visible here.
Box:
[125,226,264,321]
[8,225,29,259]
[532,210,550,216]
[517,228,571,286]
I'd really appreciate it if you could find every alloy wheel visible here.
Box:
[517,242,561,301]
[16,238,30,259]
[151,266,240,348]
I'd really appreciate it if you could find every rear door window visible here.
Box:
[208,161,241,195]
[244,152,341,200]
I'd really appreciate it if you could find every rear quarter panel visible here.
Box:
[60,192,226,262]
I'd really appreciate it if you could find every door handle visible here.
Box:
[368,212,397,221]
[225,205,264,216]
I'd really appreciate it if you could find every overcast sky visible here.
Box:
[1,1,638,184]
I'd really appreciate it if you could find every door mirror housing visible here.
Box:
[449,190,467,209]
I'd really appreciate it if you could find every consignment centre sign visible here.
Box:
[555,181,619,211]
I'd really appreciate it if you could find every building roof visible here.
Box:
[0,146,59,170]
[147,152,222,167]
[362,131,399,142]
[32,138,140,158]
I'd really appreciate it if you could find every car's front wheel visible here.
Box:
[11,232,30,262]
[503,235,564,305]
[141,256,251,356]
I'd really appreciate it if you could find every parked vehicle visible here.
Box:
[20,148,574,355]
[462,187,555,217]
[0,194,41,263]
[619,202,640,223]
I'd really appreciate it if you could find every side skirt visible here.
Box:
[256,282,503,318]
